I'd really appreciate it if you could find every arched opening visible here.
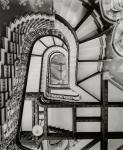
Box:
[49,52,68,86]
[19,36,71,149]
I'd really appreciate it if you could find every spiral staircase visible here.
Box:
[1,0,123,150]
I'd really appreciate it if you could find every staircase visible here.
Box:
[1,0,123,150]
[0,13,55,149]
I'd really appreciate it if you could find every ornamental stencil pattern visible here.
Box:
[19,0,28,6]
[0,0,10,10]
[19,0,44,7]
[35,0,44,7]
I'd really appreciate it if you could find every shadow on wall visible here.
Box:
[117,145,123,150]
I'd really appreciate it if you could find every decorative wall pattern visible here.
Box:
[0,0,10,10]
